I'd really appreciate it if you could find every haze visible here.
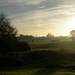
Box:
[0,0,75,36]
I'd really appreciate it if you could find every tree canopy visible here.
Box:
[0,13,18,52]
[70,30,75,41]
[0,13,18,40]
[0,13,31,53]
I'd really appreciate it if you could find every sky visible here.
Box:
[0,0,75,36]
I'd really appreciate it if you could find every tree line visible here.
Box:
[0,13,75,53]
[18,33,71,41]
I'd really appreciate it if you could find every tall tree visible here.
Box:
[70,30,75,41]
[0,13,17,40]
[0,13,18,52]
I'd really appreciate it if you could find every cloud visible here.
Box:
[8,0,22,3]
[38,6,45,9]
[8,0,75,26]
[0,0,75,36]
[25,0,46,5]
[0,0,65,17]
[8,0,46,5]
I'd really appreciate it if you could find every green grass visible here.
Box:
[29,41,75,53]
[0,40,75,75]
[0,68,75,75]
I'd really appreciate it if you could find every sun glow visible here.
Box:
[59,17,75,36]
[67,17,75,31]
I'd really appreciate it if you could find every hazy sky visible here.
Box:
[0,0,75,36]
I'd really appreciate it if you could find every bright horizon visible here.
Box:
[0,0,75,36]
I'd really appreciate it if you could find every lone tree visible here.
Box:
[0,13,17,40]
[0,13,18,52]
[70,30,75,41]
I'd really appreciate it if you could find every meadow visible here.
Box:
[0,40,75,75]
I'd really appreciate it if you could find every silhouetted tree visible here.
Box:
[46,33,54,39]
[0,13,18,53]
[70,30,75,41]
[0,13,31,53]
[0,13,17,40]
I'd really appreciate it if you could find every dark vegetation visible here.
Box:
[0,40,75,69]
[0,13,75,74]
[18,33,71,41]
[0,49,75,68]
[0,13,31,53]
[0,13,31,67]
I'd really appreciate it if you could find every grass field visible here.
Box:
[0,68,75,75]
[29,40,75,52]
[0,40,75,75]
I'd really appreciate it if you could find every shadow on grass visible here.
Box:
[0,68,75,75]
[0,49,75,75]
[31,68,57,75]
[23,50,75,69]
[0,50,75,69]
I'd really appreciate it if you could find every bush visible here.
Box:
[0,39,13,53]
[14,41,31,52]
[0,39,31,53]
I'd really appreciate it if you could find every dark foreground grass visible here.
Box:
[0,50,75,68]
[0,41,75,75]
[0,51,75,75]
[0,67,75,75]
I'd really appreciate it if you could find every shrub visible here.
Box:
[0,40,31,53]
[0,39,14,53]
[14,41,31,52]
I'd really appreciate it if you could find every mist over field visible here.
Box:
[0,0,75,75]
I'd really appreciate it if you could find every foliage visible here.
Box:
[14,40,31,51]
[18,34,70,41]
[0,40,31,53]
[0,13,17,40]
[0,13,31,53]
[46,33,54,38]
[70,30,75,41]
[0,13,18,53]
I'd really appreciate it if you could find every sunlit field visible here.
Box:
[0,40,75,75]
[29,40,75,52]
